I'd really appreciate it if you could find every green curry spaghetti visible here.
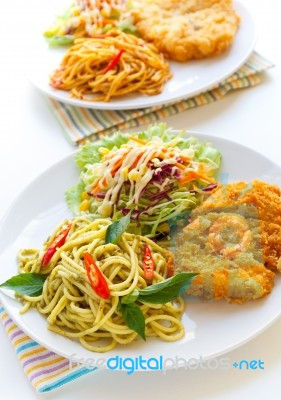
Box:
[12,216,190,353]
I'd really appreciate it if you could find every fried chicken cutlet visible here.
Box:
[174,206,275,303]
[131,0,240,61]
[199,180,281,271]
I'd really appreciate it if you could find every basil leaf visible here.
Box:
[121,289,139,304]
[138,272,197,304]
[0,273,47,297]
[105,213,131,244]
[119,303,146,341]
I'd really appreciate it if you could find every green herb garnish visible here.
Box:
[121,289,140,304]
[119,272,197,339]
[105,212,131,244]
[0,273,47,297]
[137,273,197,304]
[119,302,146,341]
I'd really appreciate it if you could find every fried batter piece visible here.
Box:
[174,207,275,303]
[200,180,281,271]
[186,265,274,304]
[131,0,240,61]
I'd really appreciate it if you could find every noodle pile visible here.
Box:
[50,31,172,101]
[18,217,184,353]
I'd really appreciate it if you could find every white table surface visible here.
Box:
[0,0,281,399]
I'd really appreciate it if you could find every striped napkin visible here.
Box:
[0,304,96,393]
[45,52,274,146]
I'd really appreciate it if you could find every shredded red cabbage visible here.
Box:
[202,183,218,191]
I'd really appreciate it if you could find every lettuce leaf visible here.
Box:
[46,35,74,47]
[75,143,102,170]
[117,16,138,35]
[176,136,221,170]
[197,145,221,169]
[65,181,85,214]
[137,123,171,142]
[75,132,130,169]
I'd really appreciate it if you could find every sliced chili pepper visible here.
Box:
[166,253,174,278]
[41,224,71,267]
[104,49,124,74]
[142,245,155,280]
[84,252,110,299]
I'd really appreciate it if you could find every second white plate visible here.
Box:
[27,0,256,110]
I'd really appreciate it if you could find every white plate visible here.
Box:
[27,0,256,110]
[0,132,281,368]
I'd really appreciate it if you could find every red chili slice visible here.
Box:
[142,245,155,280]
[84,252,110,299]
[41,224,71,267]
[104,49,125,73]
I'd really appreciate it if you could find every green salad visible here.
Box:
[66,124,222,236]
[44,1,137,47]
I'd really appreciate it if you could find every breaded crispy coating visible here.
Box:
[131,0,240,61]
[174,206,276,303]
[186,265,275,304]
[200,180,281,271]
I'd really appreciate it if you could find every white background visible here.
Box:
[0,0,281,399]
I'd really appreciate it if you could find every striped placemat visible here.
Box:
[0,304,96,393]
[45,52,274,146]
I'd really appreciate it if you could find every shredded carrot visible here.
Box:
[197,174,215,184]
[110,150,130,176]
[179,171,197,185]
[92,183,102,196]
[73,29,86,38]
[129,136,147,145]
[175,162,186,170]
[179,171,215,185]
[101,19,114,26]
[180,155,191,162]
[92,177,106,196]
[111,158,124,176]
[130,152,145,170]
